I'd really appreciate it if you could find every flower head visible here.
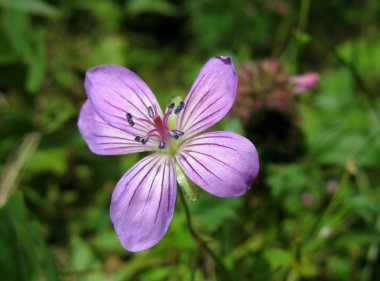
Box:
[78,56,259,252]
[288,72,320,94]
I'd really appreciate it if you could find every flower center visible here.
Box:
[125,101,185,152]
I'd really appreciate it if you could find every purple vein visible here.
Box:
[182,149,242,174]
[189,134,235,142]
[119,77,149,108]
[97,141,140,145]
[185,94,224,127]
[118,78,155,121]
[93,134,133,141]
[178,154,207,185]
[111,87,154,128]
[184,113,220,137]
[140,163,162,225]
[182,152,224,181]
[167,158,173,212]
[182,77,221,125]
[127,157,162,208]
[155,158,168,223]
[184,142,238,152]
[94,120,145,135]
[113,156,153,203]
[180,89,210,130]
[102,145,154,150]
[178,72,208,128]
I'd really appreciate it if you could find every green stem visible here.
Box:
[304,169,350,243]
[298,0,311,32]
[178,188,231,281]
[360,213,380,281]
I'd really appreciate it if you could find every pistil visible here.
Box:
[127,101,185,150]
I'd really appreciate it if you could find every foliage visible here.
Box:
[1,0,380,280]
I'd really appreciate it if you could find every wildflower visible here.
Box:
[288,72,320,94]
[326,179,338,194]
[78,56,259,252]
[301,192,314,206]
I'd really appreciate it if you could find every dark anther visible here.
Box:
[158,140,166,150]
[168,102,175,109]
[126,112,135,126]
[135,136,148,144]
[172,130,184,136]
[135,136,149,144]
[168,130,179,140]
[174,101,184,114]
[148,106,154,118]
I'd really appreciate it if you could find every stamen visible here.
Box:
[168,102,175,110]
[172,130,184,136]
[158,140,166,150]
[174,101,184,115]
[163,102,175,125]
[135,136,148,144]
[147,106,154,118]
[133,99,185,149]
[126,112,134,126]
[168,130,180,140]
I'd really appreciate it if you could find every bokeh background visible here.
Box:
[1,0,380,280]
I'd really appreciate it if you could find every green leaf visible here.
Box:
[70,235,105,281]
[263,248,292,272]
[126,0,180,17]
[25,148,67,175]
[191,191,242,232]
[0,192,59,281]
[0,0,59,18]
[2,8,47,93]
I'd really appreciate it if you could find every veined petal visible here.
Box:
[176,131,259,197]
[176,56,237,139]
[110,154,177,252]
[78,100,158,155]
[85,65,163,133]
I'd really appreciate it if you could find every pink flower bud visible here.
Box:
[289,72,320,94]
[301,192,314,206]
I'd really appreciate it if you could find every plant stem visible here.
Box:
[178,188,232,281]
[298,0,311,32]
[305,168,350,243]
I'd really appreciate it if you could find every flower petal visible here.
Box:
[176,131,259,197]
[110,154,177,252]
[78,100,158,155]
[176,56,237,138]
[85,65,162,133]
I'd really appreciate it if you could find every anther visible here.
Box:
[126,112,135,126]
[168,130,184,140]
[147,106,154,118]
[158,140,166,150]
[172,130,184,136]
[174,101,184,114]
[135,136,148,144]
[168,102,175,110]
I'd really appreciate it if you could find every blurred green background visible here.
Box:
[1,0,380,280]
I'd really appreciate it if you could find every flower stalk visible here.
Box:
[178,188,231,281]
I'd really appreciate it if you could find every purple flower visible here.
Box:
[288,72,320,94]
[78,56,259,252]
